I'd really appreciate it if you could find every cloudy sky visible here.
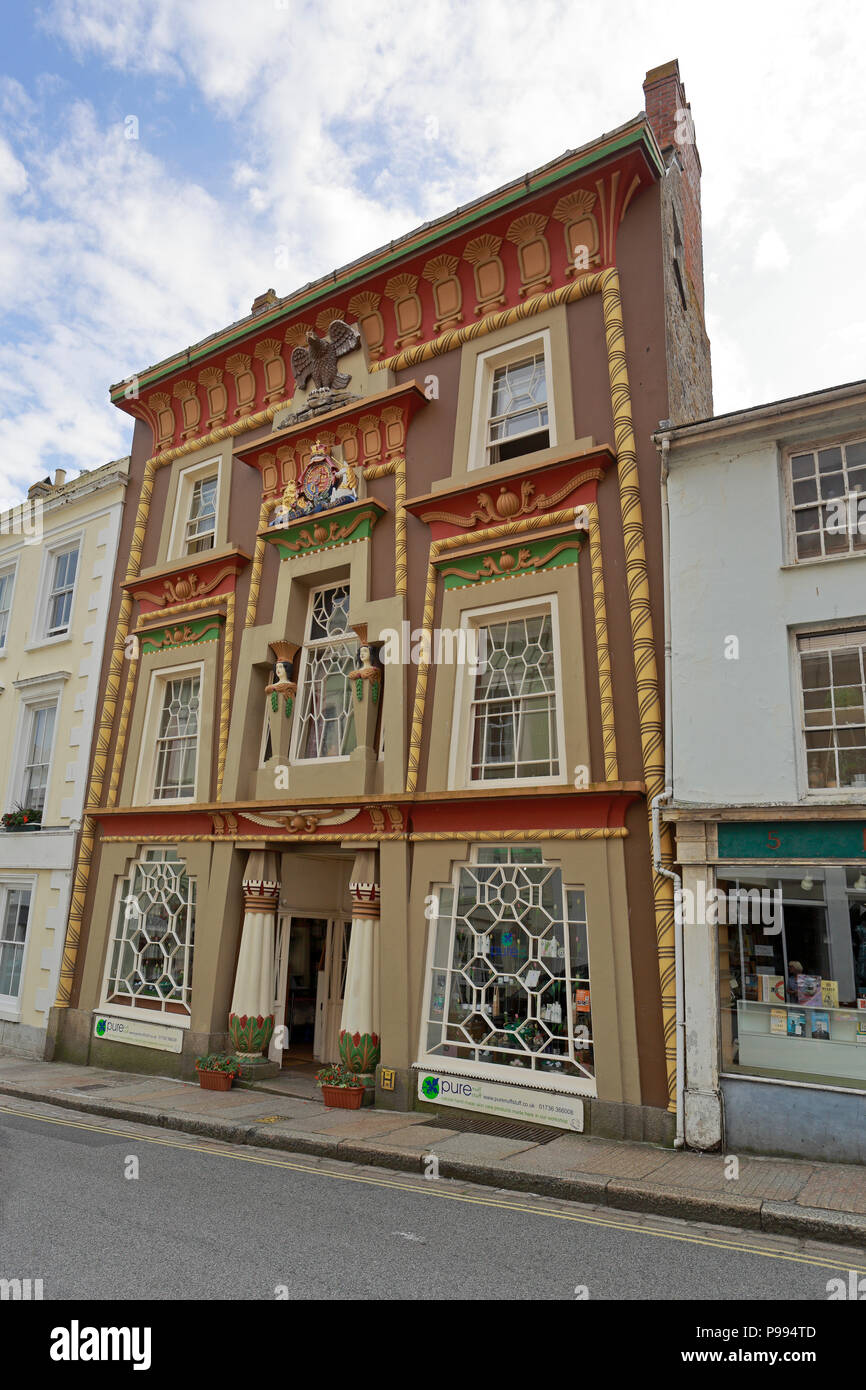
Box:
[1,0,864,501]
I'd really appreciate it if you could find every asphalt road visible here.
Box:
[0,1097,862,1301]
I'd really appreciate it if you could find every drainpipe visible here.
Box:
[653,430,685,1148]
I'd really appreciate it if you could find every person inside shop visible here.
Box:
[786,959,805,1003]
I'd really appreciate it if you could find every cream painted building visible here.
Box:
[0,459,128,1056]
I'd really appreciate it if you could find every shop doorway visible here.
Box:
[271,916,351,1068]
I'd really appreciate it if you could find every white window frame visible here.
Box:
[20,702,57,813]
[98,848,195,1026]
[291,582,359,765]
[448,593,566,791]
[467,329,556,472]
[134,662,204,806]
[168,457,221,561]
[417,845,596,1097]
[30,533,82,646]
[6,676,66,819]
[0,876,37,1018]
[794,624,866,798]
[0,560,19,653]
[784,433,866,565]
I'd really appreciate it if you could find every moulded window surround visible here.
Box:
[0,562,17,651]
[467,330,556,472]
[20,703,57,812]
[167,458,222,562]
[448,593,566,791]
[6,680,65,819]
[786,436,866,564]
[797,628,866,793]
[100,848,196,1021]
[135,664,204,805]
[0,878,36,1013]
[418,844,596,1096]
[30,537,82,645]
[291,583,359,764]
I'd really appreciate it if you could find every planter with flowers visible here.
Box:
[2,806,42,832]
[316,1063,366,1110]
[195,1053,243,1091]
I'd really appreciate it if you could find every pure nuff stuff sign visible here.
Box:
[417,1072,584,1131]
[92,1014,183,1053]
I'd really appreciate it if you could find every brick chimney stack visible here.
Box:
[643,59,705,314]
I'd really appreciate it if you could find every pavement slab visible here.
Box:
[428,1131,539,1161]
[795,1165,866,1215]
[355,1123,460,1152]
[499,1134,667,1179]
[644,1152,809,1202]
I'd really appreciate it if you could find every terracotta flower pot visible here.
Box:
[321,1084,364,1110]
[197,1069,235,1091]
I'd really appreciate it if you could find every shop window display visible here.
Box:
[421,846,594,1092]
[720,866,866,1088]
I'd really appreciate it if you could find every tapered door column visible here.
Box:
[229,849,280,1058]
[339,848,381,1077]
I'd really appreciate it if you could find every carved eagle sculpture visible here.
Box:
[291,319,360,392]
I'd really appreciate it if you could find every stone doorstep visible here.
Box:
[1,1066,865,1249]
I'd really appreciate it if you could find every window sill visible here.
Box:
[0,1005,22,1023]
[800,790,866,803]
[23,634,72,653]
[781,551,866,571]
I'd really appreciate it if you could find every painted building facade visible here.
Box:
[0,460,128,1057]
[49,62,712,1142]
[660,380,866,1160]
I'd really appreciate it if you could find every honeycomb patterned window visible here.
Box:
[153,676,200,799]
[470,613,559,780]
[105,849,196,1015]
[295,584,358,760]
[423,846,594,1089]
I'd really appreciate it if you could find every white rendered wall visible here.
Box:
[668,424,866,806]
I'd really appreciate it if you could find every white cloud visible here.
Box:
[753,228,792,273]
[0,0,862,497]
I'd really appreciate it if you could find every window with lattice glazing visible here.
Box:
[422,847,594,1090]
[470,612,559,780]
[153,676,200,799]
[104,850,196,1016]
[294,584,358,760]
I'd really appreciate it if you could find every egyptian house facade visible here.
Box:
[49,61,711,1139]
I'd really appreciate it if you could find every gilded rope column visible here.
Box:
[393,457,407,596]
[217,590,235,799]
[246,496,279,628]
[363,456,407,597]
[587,500,618,780]
[599,266,676,1110]
[107,651,136,808]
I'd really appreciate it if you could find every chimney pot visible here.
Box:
[53,468,66,487]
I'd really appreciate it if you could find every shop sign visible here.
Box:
[417,1072,584,1131]
[93,1014,183,1053]
[718,822,866,861]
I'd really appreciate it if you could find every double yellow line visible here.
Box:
[3,1102,863,1275]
